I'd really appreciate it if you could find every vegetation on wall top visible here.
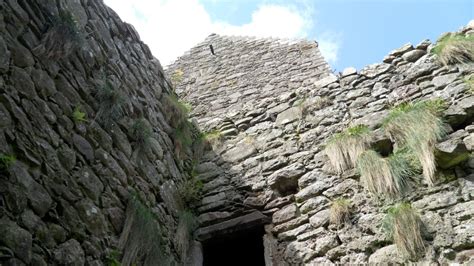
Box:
[431,33,474,66]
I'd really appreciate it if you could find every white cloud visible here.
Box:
[103,0,340,66]
[317,32,341,65]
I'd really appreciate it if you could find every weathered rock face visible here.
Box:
[0,0,188,264]
[168,26,474,264]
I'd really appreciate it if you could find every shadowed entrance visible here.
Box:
[196,211,269,266]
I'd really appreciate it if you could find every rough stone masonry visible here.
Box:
[0,0,473,265]
[167,25,474,264]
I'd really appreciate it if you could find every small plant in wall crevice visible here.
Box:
[94,81,126,127]
[329,198,351,227]
[0,153,16,173]
[382,203,425,259]
[431,33,474,66]
[36,10,83,59]
[382,99,448,186]
[324,124,371,174]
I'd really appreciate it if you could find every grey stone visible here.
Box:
[10,163,52,217]
[309,209,330,228]
[299,196,330,214]
[198,211,232,225]
[272,204,299,224]
[436,136,470,169]
[0,35,10,73]
[314,74,338,88]
[0,217,32,263]
[75,199,107,236]
[295,178,334,202]
[313,233,339,255]
[389,43,414,56]
[275,107,302,126]
[76,167,104,201]
[53,239,85,266]
[401,49,426,62]
[268,163,305,194]
[201,192,226,205]
[11,43,34,67]
[413,190,458,210]
[222,141,257,162]
[11,66,37,99]
[341,67,357,77]
[360,63,392,78]
[278,223,311,241]
[196,211,269,241]
[368,244,405,264]
[72,134,95,162]
[464,133,474,151]
[432,73,459,88]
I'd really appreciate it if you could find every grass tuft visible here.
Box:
[200,129,224,150]
[72,106,87,122]
[383,203,425,259]
[95,82,125,127]
[177,176,203,209]
[431,33,474,66]
[383,99,448,186]
[171,69,184,86]
[162,94,191,129]
[131,118,152,154]
[329,198,351,226]
[119,195,169,266]
[324,124,371,173]
[0,154,16,172]
[39,11,82,59]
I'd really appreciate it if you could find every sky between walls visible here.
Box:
[104,0,473,71]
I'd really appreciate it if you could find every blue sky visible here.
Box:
[104,0,473,71]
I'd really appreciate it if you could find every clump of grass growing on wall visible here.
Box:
[171,69,184,85]
[431,33,474,66]
[383,203,425,259]
[173,121,194,159]
[329,198,351,226]
[324,124,371,174]
[119,195,169,266]
[38,10,82,59]
[131,118,152,154]
[106,249,122,266]
[95,82,125,127]
[383,99,448,186]
[72,106,87,122]
[357,149,415,197]
[175,210,198,259]
[200,129,224,150]
[0,154,16,172]
[177,176,203,209]
[162,94,191,129]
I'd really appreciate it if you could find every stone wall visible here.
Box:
[0,0,192,265]
[167,26,474,264]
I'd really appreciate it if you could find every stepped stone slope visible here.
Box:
[167,27,474,264]
[0,0,191,265]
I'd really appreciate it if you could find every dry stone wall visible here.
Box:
[167,25,474,264]
[0,0,193,265]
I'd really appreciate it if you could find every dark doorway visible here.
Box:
[202,225,266,266]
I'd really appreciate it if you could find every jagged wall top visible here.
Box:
[167,34,331,130]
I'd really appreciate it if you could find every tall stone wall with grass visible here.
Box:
[0,0,200,265]
[167,23,474,264]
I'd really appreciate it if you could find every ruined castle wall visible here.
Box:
[167,28,474,264]
[0,0,188,264]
